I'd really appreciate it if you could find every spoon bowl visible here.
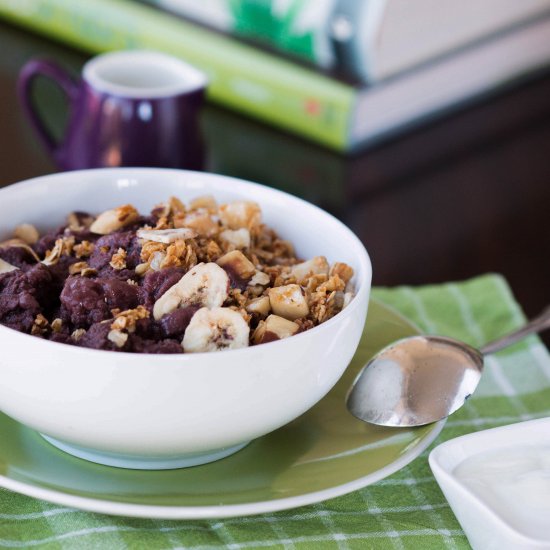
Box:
[346,336,483,427]
[347,305,550,427]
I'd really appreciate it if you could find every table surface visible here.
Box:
[1,20,549,346]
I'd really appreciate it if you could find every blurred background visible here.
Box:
[1,0,550,340]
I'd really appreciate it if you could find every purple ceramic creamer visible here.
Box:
[18,51,208,171]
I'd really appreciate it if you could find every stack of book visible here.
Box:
[1,0,550,152]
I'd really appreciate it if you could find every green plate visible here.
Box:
[0,300,443,519]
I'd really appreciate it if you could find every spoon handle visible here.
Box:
[480,305,550,355]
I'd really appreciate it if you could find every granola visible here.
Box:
[0,196,355,353]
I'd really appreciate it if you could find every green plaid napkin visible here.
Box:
[1,273,549,549]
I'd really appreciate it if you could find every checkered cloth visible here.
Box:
[1,274,549,549]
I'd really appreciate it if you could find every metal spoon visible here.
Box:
[346,305,550,427]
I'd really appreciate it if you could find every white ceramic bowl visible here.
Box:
[0,168,371,469]
[429,417,550,550]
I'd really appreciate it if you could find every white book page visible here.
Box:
[369,0,550,80]
[351,16,550,144]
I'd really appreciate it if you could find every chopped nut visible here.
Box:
[304,273,329,293]
[67,212,94,231]
[153,196,187,228]
[51,318,63,333]
[90,204,139,235]
[81,267,98,277]
[330,262,354,284]
[200,239,222,262]
[71,329,86,341]
[135,262,150,276]
[179,210,219,236]
[160,240,186,269]
[13,224,39,245]
[246,296,271,317]
[74,241,94,258]
[272,239,295,259]
[249,270,270,287]
[137,227,197,244]
[140,241,166,263]
[110,305,149,333]
[108,329,128,348]
[139,236,193,272]
[127,279,138,286]
[247,284,267,297]
[189,195,217,213]
[316,275,346,294]
[0,238,41,262]
[109,248,127,270]
[42,236,75,266]
[291,256,329,282]
[148,251,165,271]
[295,318,315,332]
[69,261,91,275]
[306,275,347,324]
[253,315,299,344]
[31,314,49,335]
[167,196,186,215]
[219,201,261,230]
[67,213,82,232]
[332,290,345,310]
[0,258,18,274]
[268,284,309,321]
[219,228,251,249]
[343,292,354,308]
[228,287,247,308]
[154,215,170,230]
[263,265,294,287]
[217,250,256,280]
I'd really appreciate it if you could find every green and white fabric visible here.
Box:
[1,273,549,549]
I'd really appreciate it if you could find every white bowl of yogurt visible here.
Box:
[429,417,550,550]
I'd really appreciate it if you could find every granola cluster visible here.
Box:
[0,196,354,353]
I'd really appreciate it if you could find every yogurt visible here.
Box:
[454,445,550,540]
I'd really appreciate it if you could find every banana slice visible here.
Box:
[153,262,229,320]
[183,307,250,352]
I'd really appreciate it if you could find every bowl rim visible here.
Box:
[0,167,372,361]
[429,417,550,545]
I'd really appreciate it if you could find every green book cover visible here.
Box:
[148,0,337,68]
[0,0,356,150]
